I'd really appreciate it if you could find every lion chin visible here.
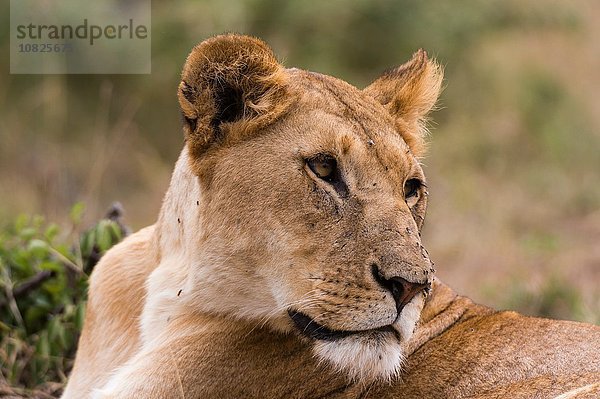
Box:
[308,294,425,382]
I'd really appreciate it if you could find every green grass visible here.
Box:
[0,204,124,396]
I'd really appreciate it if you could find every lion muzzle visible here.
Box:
[371,264,431,314]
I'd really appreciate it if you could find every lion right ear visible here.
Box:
[364,50,443,157]
[178,34,289,160]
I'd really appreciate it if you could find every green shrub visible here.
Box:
[0,204,125,395]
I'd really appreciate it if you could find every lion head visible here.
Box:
[154,34,443,382]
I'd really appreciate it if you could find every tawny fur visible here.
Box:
[63,34,600,399]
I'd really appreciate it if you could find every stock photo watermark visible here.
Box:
[10,0,151,74]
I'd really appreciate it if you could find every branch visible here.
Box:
[0,270,56,308]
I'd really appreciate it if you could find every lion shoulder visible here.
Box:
[63,225,157,398]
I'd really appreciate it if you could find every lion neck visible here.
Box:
[402,278,490,357]
[139,147,206,345]
[154,146,202,260]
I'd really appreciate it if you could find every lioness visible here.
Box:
[63,34,600,399]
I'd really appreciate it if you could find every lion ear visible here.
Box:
[364,50,443,157]
[178,34,289,159]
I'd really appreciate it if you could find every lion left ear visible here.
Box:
[178,34,290,163]
[364,50,443,157]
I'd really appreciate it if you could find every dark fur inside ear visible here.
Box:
[177,34,290,160]
[210,80,244,129]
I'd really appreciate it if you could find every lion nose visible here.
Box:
[372,264,429,313]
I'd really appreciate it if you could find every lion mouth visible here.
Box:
[288,310,396,341]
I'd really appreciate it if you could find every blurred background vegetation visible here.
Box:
[1,0,599,394]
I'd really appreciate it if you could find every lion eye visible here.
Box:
[404,178,422,203]
[307,155,337,181]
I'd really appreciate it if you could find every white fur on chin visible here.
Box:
[312,293,425,382]
[313,331,404,382]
